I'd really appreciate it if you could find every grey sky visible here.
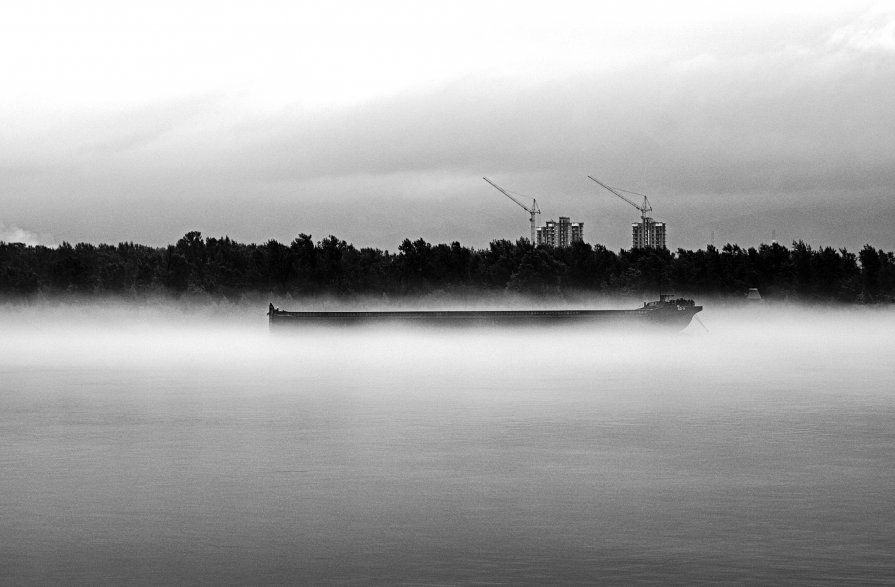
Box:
[2,1,894,251]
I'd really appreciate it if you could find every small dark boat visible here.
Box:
[267,295,702,331]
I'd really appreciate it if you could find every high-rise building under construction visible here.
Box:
[536,216,584,247]
[632,219,666,249]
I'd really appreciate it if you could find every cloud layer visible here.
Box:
[2,2,894,251]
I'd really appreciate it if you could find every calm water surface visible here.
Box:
[1,305,894,584]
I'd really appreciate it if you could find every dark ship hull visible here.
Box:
[268,296,702,331]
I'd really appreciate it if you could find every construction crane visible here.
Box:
[587,175,652,224]
[483,177,541,243]
[588,175,663,248]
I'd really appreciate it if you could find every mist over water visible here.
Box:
[2,303,894,584]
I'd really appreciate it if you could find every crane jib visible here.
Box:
[588,175,653,218]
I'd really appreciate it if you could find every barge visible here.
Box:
[267,295,702,331]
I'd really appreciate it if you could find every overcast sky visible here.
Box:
[2,0,894,251]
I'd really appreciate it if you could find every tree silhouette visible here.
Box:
[1,232,893,303]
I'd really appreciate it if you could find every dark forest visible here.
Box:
[2,231,894,303]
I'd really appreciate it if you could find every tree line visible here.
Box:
[1,231,894,303]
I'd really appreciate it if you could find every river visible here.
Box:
[1,303,894,584]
